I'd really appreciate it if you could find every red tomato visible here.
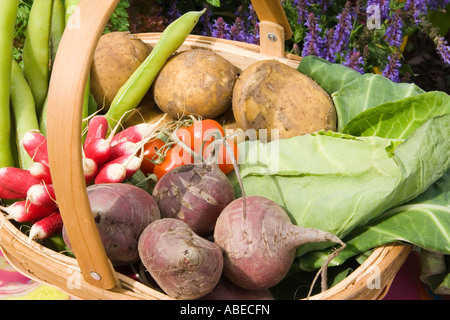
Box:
[173,126,191,145]
[140,138,165,175]
[203,139,239,175]
[188,119,225,153]
[153,144,194,180]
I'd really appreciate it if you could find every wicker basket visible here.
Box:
[0,0,411,300]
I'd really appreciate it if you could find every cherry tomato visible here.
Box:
[188,119,225,153]
[173,126,191,145]
[203,139,239,175]
[140,138,165,175]
[153,144,194,180]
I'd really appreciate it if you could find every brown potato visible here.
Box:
[232,60,336,140]
[152,49,239,119]
[90,32,152,111]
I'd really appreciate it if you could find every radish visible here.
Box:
[107,140,137,162]
[0,185,24,200]
[94,163,126,184]
[213,195,346,292]
[152,163,235,236]
[138,218,223,300]
[83,115,108,149]
[23,129,49,165]
[26,183,57,207]
[28,210,63,241]
[110,122,159,147]
[83,137,113,167]
[0,167,41,198]
[83,157,98,185]
[1,200,57,222]
[63,183,161,266]
[28,162,52,184]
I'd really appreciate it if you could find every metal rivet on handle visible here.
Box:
[90,271,101,281]
[267,33,277,42]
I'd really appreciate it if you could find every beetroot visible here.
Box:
[138,218,223,300]
[152,163,235,236]
[214,195,345,291]
[63,183,160,266]
[201,275,275,300]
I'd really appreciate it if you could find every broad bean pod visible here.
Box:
[0,0,19,168]
[105,9,206,127]
[10,59,40,169]
[22,0,52,119]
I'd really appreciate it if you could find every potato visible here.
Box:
[90,32,152,111]
[152,49,239,119]
[232,60,337,140]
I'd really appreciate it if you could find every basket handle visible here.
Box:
[46,0,292,291]
[251,0,293,57]
[47,0,121,289]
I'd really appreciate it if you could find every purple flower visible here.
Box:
[200,5,213,36]
[211,17,229,40]
[404,0,428,24]
[433,35,450,64]
[366,0,390,21]
[293,0,310,24]
[382,51,402,82]
[342,49,365,74]
[323,28,336,62]
[331,2,353,59]
[301,13,324,57]
[228,17,247,42]
[385,10,403,48]
[167,1,181,24]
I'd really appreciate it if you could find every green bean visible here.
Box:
[22,0,52,119]
[105,9,206,128]
[0,0,19,168]
[10,59,40,169]
[50,0,65,67]
[39,0,66,135]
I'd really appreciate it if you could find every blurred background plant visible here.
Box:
[13,0,450,92]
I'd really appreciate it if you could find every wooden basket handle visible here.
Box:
[47,0,121,289]
[251,0,293,57]
[46,0,292,290]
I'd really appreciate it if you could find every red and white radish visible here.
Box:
[0,186,24,200]
[28,162,52,184]
[23,130,49,166]
[83,157,98,185]
[214,195,346,291]
[0,167,41,198]
[1,200,57,222]
[138,218,223,300]
[62,183,161,266]
[93,163,126,184]
[83,115,108,149]
[28,210,63,241]
[110,122,159,147]
[26,183,57,207]
[152,163,235,236]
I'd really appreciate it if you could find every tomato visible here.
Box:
[188,119,225,153]
[173,126,191,145]
[153,144,194,180]
[203,139,239,175]
[140,138,165,175]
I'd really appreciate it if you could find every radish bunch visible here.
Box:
[0,115,163,242]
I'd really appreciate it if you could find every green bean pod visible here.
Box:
[22,0,52,119]
[50,0,65,67]
[105,8,206,127]
[10,59,40,169]
[0,0,19,168]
